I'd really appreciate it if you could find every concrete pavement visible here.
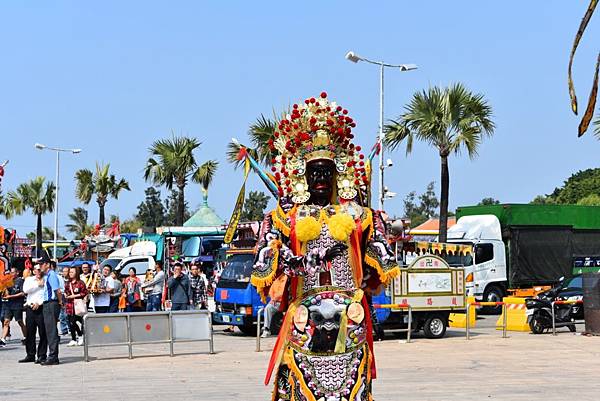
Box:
[0,317,599,401]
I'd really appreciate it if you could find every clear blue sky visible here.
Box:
[1,1,599,237]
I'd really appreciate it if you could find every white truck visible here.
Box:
[447,215,506,305]
[446,204,600,311]
[100,240,157,280]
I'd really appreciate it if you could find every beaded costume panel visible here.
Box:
[252,202,398,401]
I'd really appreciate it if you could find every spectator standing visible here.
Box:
[80,262,91,283]
[167,263,190,311]
[123,267,142,312]
[58,265,70,336]
[40,255,62,365]
[261,274,286,338]
[109,270,122,313]
[141,262,165,311]
[64,267,87,346]
[19,265,47,363]
[93,266,114,313]
[189,263,208,310]
[1,267,27,347]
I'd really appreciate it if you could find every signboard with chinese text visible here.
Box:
[391,254,465,311]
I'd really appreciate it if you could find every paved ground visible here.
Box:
[0,316,599,401]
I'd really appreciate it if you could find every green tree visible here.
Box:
[7,177,56,256]
[136,187,166,229]
[577,193,600,206]
[403,182,440,227]
[66,207,93,239]
[26,228,65,241]
[530,195,555,205]
[121,219,143,234]
[75,162,130,226]
[241,191,270,221]
[385,83,495,242]
[403,191,427,227]
[478,197,500,206]
[419,182,439,218]
[550,168,600,204]
[164,189,191,226]
[110,214,143,234]
[144,135,218,226]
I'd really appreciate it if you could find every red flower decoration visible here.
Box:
[320,91,327,98]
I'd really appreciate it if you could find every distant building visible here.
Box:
[408,218,456,242]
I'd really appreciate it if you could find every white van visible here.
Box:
[101,241,157,281]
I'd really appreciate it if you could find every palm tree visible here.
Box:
[75,163,130,226]
[594,115,600,139]
[385,83,495,242]
[144,135,218,226]
[6,177,55,257]
[0,194,8,218]
[193,160,219,199]
[226,114,277,169]
[66,207,93,239]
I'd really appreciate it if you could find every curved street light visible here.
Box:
[34,143,82,260]
[345,50,417,211]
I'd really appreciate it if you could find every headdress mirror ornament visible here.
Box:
[268,92,369,203]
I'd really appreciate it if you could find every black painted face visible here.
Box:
[306,159,335,206]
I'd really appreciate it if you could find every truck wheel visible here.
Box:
[239,322,257,336]
[423,314,447,339]
[529,315,545,334]
[482,285,504,315]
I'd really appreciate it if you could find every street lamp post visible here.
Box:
[345,51,417,211]
[34,143,82,261]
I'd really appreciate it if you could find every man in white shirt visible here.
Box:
[93,266,115,313]
[141,262,165,311]
[19,265,47,364]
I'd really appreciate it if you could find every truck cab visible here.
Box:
[447,215,507,304]
[213,249,267,335]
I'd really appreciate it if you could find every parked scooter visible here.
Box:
[525,276,584,334]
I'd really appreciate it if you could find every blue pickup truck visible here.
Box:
[213,249,268,335]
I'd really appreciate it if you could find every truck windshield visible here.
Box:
[220,254,254,282]
[444,254,474,267]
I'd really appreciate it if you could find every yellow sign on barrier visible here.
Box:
[449,296,476,328]
[496,297,530,332]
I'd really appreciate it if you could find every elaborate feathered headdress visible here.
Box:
[268,92,369,204]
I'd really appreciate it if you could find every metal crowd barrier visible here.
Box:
[466,301,507,340]
[83,310,214,362]
[373,303,412,343]
[551,300,584,336]
[256,306,265,352]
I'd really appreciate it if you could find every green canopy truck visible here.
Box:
[447,204,600,306]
